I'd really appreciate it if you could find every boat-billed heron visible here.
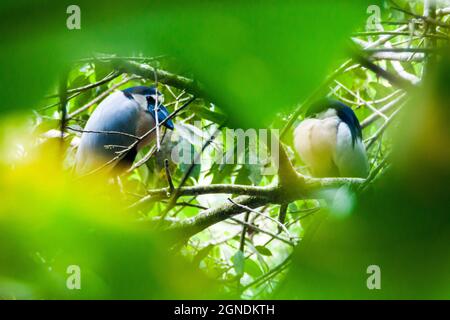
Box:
[294,99,368,178]
[75,86,174,175]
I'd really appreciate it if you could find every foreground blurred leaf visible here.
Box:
[255,246,272,257]
[0,137,221,299]
[0,0,375,128]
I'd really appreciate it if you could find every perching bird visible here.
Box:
[75,86,174,175]
[294,99,368,178]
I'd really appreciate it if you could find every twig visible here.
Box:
[241,257,292,292]
[229,217,295,246]
[354,31,447,40]
[126,145,157,174]
[361,93,406,128]
[389,0,450,29]
[75,54,167,64]
[352,52,416,90]
[384,43,421,85]
[158,126,223,219]
[238,212,250,252]
[45,71,122,99]
[333,80,389,120]
[164,159,175,193]
[228,198,292,238]
[39,92,82,111]
[68,75,139,119]
[111,59,203,97]
[59,72,68,148]
[365,47,437,53]
[365,106,403,149]
[153,67,161,151]
[360,155,390,191]
[67,126,140,140]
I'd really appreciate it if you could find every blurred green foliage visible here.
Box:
[0,0,374,127]
[1,0,449,300]
[0,145,221,299]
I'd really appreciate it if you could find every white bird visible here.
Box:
[294,99,368,178]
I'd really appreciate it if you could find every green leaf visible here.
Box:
[288,202,298,213]
[255,245,272,257]
[232,250,245,277]
[245,258,263,278]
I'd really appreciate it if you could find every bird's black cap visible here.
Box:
[306,98,362,145]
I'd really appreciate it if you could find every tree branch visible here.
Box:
[156,173,364,240]
[111,59,204,97]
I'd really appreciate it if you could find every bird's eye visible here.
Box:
[146,94,163,105]
[146,95,155,104]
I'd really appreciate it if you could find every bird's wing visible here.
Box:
[75,91,140,175]
[333,121,369,178]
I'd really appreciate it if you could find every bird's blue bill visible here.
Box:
[150,104,174,130]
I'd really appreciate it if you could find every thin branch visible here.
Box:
[111,59,203,97]
[159,126,222,219]
[241,257,292,292]
[75,54,167,64]
[389,1,450,29]
[67,126,140,140]
[39,92,82,111]
[333,80,389,120]
[59,72,68,149]
[354,31,448,40]
[369,51,425,62]
[365,106,403,149]
[362,25,409,49]
[384,43,421,85]
[159,174,364,240]
[126,128,168,173]
[45,71,122,99]
[361,93,406,128]
[360,154,390,191]
[67,75,139,119]
[228,198,292,239]
[153,67,161,151]
[352,52,416,90]
[164,159,175,193]
[365,47,438,53]
[127,145,157,174]
[229,217,295,246]
[437,7,450,16]
[238,212,250,252]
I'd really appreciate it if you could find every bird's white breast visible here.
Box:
[294,114,368,178]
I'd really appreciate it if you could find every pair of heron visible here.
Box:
[75,86,368,179]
